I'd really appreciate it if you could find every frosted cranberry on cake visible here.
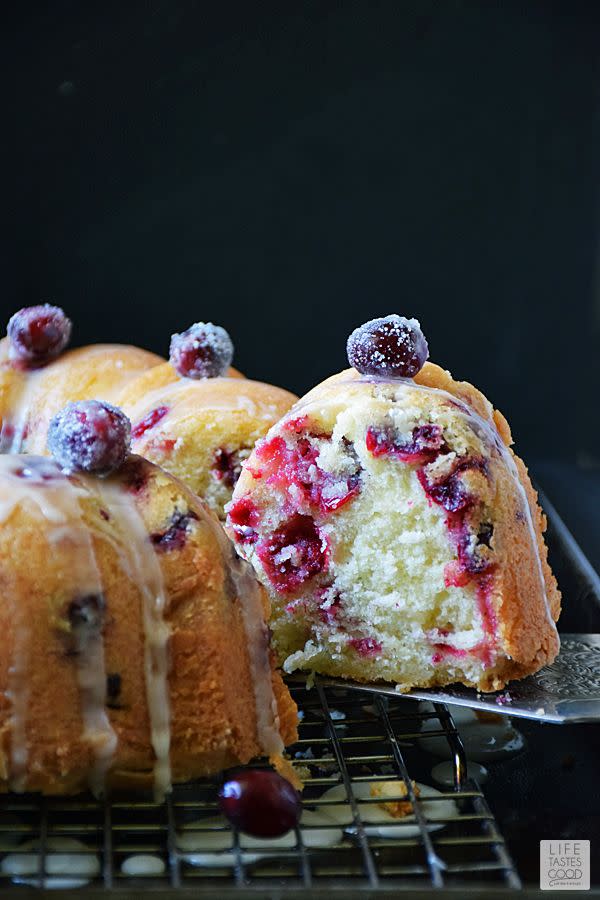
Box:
[226,316,560,692]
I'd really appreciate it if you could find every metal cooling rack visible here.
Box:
[0,680,519,893]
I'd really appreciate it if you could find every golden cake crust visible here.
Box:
[0,342,165,454]
[118,371,298,519]
[0,454,297,795]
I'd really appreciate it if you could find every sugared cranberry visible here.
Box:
[7,304,72,368]
[131,406,169,439]
[218,770,301,838]
[48,400,131,475]
[151,509,199,552]
[257,514,329,593]
[366,423,444,463]
[347,315,429,378]
[170,322,233,379]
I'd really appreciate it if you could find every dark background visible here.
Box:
[2,1,599,475]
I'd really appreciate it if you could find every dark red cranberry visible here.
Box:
[218,769,301,838]
[170,322,233,379]
[417,457,488,513]
[443,560,472,588]
[227,496,260,544]
[151,509,199,552]
[131,406,169,440]
[0,422,15,451]
[120,456,149,493]
[318,593,343,625]
[48,400,131,475]
[227,496,259,528]
[477,522,494,548]
[67,594,105,636]
[449,517,494,576]
[256,433,361,515]
[213,447,244,488]
[346,315,429,378]
[349,637,382,657]
[257,515,329,593]
[12,458,63,482]
[7,304,72,368]
[366,423,444,463]
[106,673,122,708]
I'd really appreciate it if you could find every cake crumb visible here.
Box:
[369,780,420,818]
[495,691,512,705]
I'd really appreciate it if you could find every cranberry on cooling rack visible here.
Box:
[218,769,302,838]
[7,304,72,368]
[169,322,234,379]
[347,315,429,378]
[48,400,131,476]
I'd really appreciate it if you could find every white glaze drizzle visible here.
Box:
[0,456,117,792]
[284,374,558,636]
[208,516,284,757]
[95,480,172,799]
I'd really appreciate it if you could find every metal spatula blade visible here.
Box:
[289,634,600,724]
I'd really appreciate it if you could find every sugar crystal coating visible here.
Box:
[7,304,72,367]
[169,322,234,379]
[346,315,428,378]
[48,400,131,475]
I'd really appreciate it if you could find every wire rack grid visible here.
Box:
[0,678,520,893]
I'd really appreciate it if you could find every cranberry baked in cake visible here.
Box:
[227,316,561,692]
[0,401,297,796]
[118,322,297,519]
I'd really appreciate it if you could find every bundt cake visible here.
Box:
[117,324,297,519]
[0,312,289,521]
[0,305,164,454]
[226,316,561,693]
[0,400,297,796]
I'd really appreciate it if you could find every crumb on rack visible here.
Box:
[369,780,420,818]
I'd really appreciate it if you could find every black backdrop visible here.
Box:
[2,0,599,461]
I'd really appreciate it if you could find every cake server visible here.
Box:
[290,633,600,724]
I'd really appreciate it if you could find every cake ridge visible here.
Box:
[0,456,118,793]
[95,478,172,798]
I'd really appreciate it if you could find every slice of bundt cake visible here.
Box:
[118,322,297,519]
[226,316,560,693]
[0,400,296,796]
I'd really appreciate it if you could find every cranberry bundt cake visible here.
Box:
[226,316,561,693]
[0,306,164,454]
[117,323,297,519]
[0,401,297,796]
